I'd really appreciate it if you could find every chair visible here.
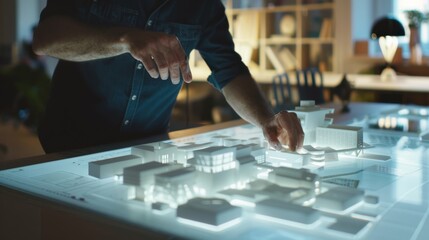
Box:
[295,68,325,104]
[272,72,294,112]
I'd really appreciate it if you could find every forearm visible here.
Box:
[33,15,128,61]
[222,74,274,127]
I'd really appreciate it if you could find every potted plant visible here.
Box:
[404,10,429,64]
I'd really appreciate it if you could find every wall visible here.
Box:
[16,0,41,42]
[0,0,16,44]
[342,0,396,74]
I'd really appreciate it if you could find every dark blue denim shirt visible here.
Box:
[38,0,250,153]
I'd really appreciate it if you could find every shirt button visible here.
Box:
[124,120,129,125]
[131,95,137,101]
[137,63,143,69]
[147,20,153,26]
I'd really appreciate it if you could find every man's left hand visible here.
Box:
[262,111,304,152]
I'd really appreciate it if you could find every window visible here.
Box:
[394,0,429,57]
[352,0,429,58]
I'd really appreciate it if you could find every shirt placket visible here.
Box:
[120,61,145,130]
[120,0,169,131]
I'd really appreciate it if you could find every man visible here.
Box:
[33,0,304,153]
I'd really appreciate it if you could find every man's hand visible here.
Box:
[122,30,192,84]
[262,111,304,152]
[33,15,193,85]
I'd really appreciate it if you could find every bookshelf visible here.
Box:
[190,0,344,80]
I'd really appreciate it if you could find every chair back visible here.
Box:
[272,72,294,111]
[295,68,325,104]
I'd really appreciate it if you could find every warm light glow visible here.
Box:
[379,36,398,64]
[378,118,385,128]
[378,36,399,81]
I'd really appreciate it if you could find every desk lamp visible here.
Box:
[371,17,405,81]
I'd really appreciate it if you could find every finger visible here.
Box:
[141,56,159,79]
[263,127,282,151]
[277,111,298,151]
[277,127,290,148]
[152,53,169,80]
[182,61,192,84]
[290,112,304,149]
[166,53,181,85]
[171,37,192,83]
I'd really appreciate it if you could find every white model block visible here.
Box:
[245,137,263,146]
[193,146,236,165]
[267,149,310,168]
[210,135,231,146]
[132,142,178,164]
[154,167,197,206]
[364,195,379,204]
[316,125,363,150]
[247,179,273,191]
[152,202,170,211]
[123,161,180,187]
[250,146,266,164]
[327,216,369,235]
[88,155,142,179]
[258,184,314,204]
[177,142,214,152]
[290,101,334,145]
[234,144,253,158]
[255,198,321,224]
[224,138,242,147]
[177,142,214,163]
[196,169,238,194]
[218,189,267,203]
[314,187,364,212]
[237,156,258,182]
[268,167,319,189]
[188,146,237,173]
[155,167,196,186]
[177,197,242,226]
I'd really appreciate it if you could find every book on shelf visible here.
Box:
[265,46,284,74]
[265,46,297,73]
[278,47,297,71]
[319,18,333,38]
[233,11,260,47]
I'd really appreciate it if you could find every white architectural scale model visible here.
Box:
[2,100,429,240]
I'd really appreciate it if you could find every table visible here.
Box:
[1,102,429,240]
[193,71,429,107]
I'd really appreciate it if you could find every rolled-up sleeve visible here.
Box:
[40,0,77,22]
[195,2,250,90]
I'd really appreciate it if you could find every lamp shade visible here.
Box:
[371,17,405,39]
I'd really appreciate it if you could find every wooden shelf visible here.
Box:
[264,6,299,13]
[301,38,334,44]
[190,0,338,79]
[300,3,334,11]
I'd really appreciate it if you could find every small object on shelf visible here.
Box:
[319,18,333,38]
[279,15,296,37]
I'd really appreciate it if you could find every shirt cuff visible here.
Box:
[207,62,250,90]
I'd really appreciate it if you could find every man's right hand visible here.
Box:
[121,30,192,85]
[33,16,192,85]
